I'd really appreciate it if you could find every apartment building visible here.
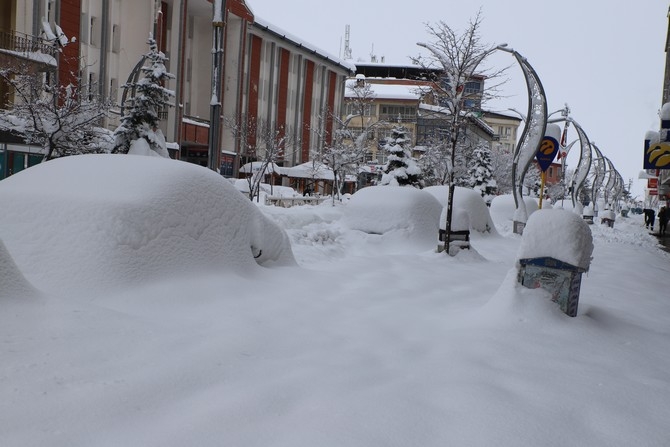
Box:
[344,62,500,179]
[0,0,354,179]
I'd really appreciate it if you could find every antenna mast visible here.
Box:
[343,24,352,60]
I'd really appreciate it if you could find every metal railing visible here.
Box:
[0,29,58,60]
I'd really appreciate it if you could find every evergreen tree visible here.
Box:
[380,126,423,188]
[466,142,496,199]
[113,35,175,156]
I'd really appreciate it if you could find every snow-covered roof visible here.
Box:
[482,109,525,121]
[239,162,285,175]
[253,17,356,74]
[284,161,334,180]
[345,80,429,101]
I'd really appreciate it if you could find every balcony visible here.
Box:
[378,114,417,123]
[0,29,58,66]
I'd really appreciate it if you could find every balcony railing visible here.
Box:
[0,29,58,61]
[378,114,417,123]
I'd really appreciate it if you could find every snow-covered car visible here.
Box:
[0,154,296,295]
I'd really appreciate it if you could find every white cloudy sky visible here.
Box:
[248,0,667,199]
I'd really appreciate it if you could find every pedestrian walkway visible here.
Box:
[653,232,670,253]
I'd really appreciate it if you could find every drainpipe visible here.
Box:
[173,0,187,159]
[99,0,109,98]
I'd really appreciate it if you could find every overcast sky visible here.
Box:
[249,0,667,199]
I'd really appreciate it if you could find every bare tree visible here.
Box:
[490,148,514,194]
[320,116,373,203]
[226,116,293,201]
[316,79,383,203]
[418,137,451,187]
[412,11,506,254]
[0,60,112,160]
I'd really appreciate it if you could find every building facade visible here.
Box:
[0,0,354,179]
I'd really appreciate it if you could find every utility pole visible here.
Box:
[208,0,226,171]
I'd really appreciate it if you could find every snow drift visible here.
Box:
[0,238,39,298]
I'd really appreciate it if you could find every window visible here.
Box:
[111,24,121,53]
[364,151,375,163]
[344,102,372,117]
[90,16,100,47]
[110,78,118,104]
[79,13,89,44]
[376,151,388,164]
[379,104,416,122]
[464,81,481,95]
[188,16,194,39]
[88,72,97,100]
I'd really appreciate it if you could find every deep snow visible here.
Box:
[0,155,669,447]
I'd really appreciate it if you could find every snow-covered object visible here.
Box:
[41,19,57,40]
[54,24,69,47]
[439,208,470,232]
[516,209,593,270]
[583,205,594,217]
[661,102,670,121]
[0,239,38,298]
[343,186,441,245]
[128,137,165,157]
[601,209,615,221]
[424,185,496,233]
[490,194,539,224]
[0,155,295,295]
[239,162,284,175]
[285,161,334,180]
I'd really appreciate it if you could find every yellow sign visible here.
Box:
[540,139,556,155]
[645,141,670,169]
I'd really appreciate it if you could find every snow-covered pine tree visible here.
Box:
[466,142,496,200]
[380,126,423,188]
[113,35,175,157]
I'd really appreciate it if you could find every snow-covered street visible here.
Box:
[1,156,669,446]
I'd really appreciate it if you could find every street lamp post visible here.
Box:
[208,0,226,172]
[497,46,548,234]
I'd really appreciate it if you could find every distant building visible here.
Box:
[343,62,521,185]
[656,5,670,201]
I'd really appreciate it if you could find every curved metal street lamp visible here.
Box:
[497,46,548,233]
